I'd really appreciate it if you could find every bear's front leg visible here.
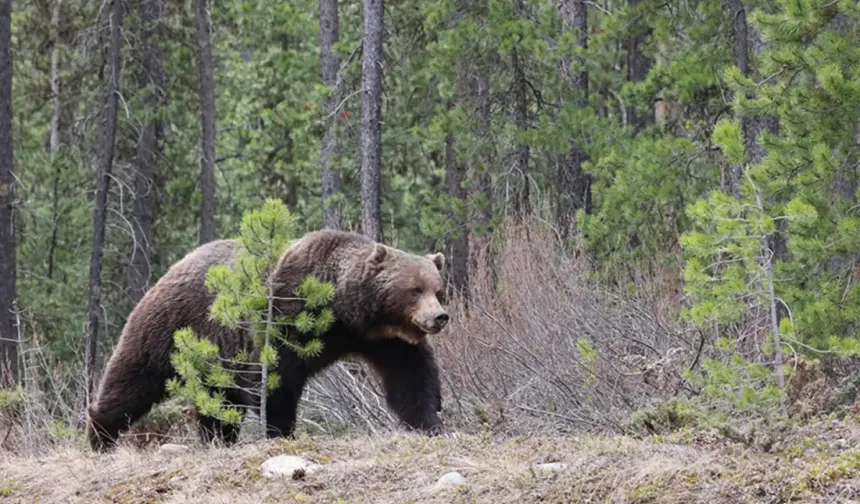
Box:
[261,362,308,438]
[361,339,443,433]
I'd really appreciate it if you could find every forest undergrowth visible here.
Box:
[1,221,858,453]
[2,221,860,502]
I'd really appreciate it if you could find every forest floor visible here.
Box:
[3,417,860,503]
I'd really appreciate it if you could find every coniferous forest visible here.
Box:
[1,0,860,493]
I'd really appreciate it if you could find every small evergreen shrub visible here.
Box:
[166,199,335,436]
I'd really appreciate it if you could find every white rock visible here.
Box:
[158,443,189,454]
[534,462,567,473]
[436,471,466,486]
[260,455,320,479]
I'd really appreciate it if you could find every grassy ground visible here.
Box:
[3,418,860,503]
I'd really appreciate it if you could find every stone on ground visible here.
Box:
[260,455,321,479]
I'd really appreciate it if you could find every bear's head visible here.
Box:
[365,243,450,344]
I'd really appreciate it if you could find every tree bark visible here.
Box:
[195,0,216,245]
[559,0,588,108]
[49,0,62,156]
[830,12,857,204]
[626,0,652,133]
[468,74,495,291]
[319,0,342,230]
[128,0,164,305]
[726,0,780,171]
[511,46,530,219]
[726,7,781,199]
[445,133,469,297]
[359,0,383,242]
[556,0,591,240]
[727,0,749,77]
[725,0,749,197]
[47,0,63,281]
[0,0,17,387]
[726,0,787,324]
[86,0,124,396]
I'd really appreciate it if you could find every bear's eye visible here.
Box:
[411,287,422,296]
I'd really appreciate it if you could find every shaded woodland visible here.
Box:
[0,0,859,450]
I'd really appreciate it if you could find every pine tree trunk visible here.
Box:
[830,12,857,204]
[726,0,753,189]
[727,0,749,77]
[654,42,680,135]
[49,0,62,157]
[319,0,342,230]
[511,46,530,219]
[359,0,383,242]
[195,0,216,245]
[47,0,63,282]
[727,0,785,273]
[468,74,495,292]
[0,0,17,387]
[86,0,124,396]
[727,0,789,366]
[626,0,652,133]
[743,24,779,168]
[727,0,780,174]
[556,0,591,240]
[128,0,164,305]
[445,133,469,297]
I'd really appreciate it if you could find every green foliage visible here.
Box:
[584,134,710,273]
[629,399,702,435]
[46,420,81,444]
[684,0,860,349]
[166,328,245,425]
[577,338,598,389]
[679,0,860,421]
[0,386,23,418]
[680,187,768,327]
[679,107,789,419]
[166,200,335,426]
[683,338,785,414]
[712,119,745,166]
[0,479,19,498]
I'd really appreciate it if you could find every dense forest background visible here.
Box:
[0,0,859,450]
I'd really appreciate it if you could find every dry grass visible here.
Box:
[5,421,860,504]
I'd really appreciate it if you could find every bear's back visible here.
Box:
[165,239,240,280]
[119,239,241,358]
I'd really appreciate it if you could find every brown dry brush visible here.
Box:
[430,221,699,434]
[299,220,700,437]
[1,313,90,455]
[0,310,200,456]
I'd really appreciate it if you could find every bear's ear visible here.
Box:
[427,252,445,271]
[367,243,388,267]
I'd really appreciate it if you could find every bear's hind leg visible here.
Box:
[87,358,170,452]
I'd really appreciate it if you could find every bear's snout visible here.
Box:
[416,310,449,333]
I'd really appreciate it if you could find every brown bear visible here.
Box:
[86,229,450,451]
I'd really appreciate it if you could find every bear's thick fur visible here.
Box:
[86,230,450,451]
